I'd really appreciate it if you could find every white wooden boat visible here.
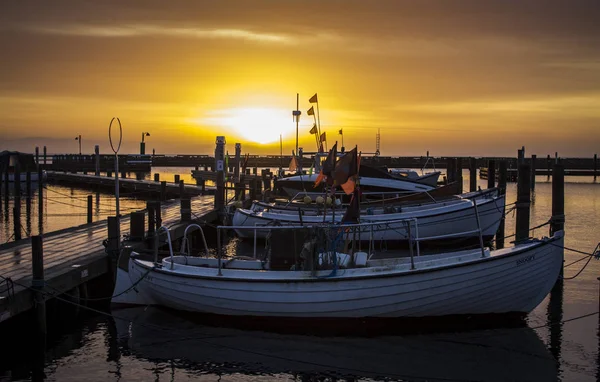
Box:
[389,169,441,187]
[233,194,506,242]
[114,223,564,318]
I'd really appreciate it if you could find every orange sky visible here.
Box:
[1,0,599,157]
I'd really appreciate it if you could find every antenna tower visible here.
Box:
[375,128,381,156]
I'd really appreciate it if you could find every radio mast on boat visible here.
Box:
[376,128,381,156]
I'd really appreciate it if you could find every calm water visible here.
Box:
[1,169,600,381]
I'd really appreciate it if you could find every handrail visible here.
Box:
[180,223,210,257]
[155,226,175,270]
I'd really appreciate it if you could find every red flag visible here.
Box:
[309,93,318,103]
[314,170,324,188]
[340,177,356,195]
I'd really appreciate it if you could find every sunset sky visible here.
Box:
[1,0,599,157]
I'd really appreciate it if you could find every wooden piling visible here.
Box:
[43,146,47,166]
[26,171,32,197]
[594,154,597,180]
[31,235,46,336]
[155,201,162,228]
[107,170,112,178]
[147,201,155,236]
[446,158,455,183]
[87,195,93,224]
[106,217,120,254]
[3,169,7,202]
[551,162,565,279]
[129,211,145,240]
[496,161,508,249]
[160,181,167,201]
[121,171,126,179]
[196,177,205,195]
[13,207,21,241]
[179,180,185,198]
[154,173,160,182]
[234,143,241,181]
[180,198,191,222]
[174,174,180,184]
[531,154,536,191]
[94,145,100,176]
[455,157,463,194]
[38,167,43,234]
[515,163,531,243]
[14,162,21,240]
[547,154,551,180]
[487,160,496,189]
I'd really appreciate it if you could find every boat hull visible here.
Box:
[124,232,563,318]
[233,195,505,242]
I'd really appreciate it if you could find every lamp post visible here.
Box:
[74,135,82,155]
[140,132,150,155]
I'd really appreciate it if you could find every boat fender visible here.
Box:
[326,196,332,205]
[316,196,324,204]
[303,196,312,204]
[353,252,368,267]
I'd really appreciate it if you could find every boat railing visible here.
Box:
[218,202,487,273]
[180,223,210,258]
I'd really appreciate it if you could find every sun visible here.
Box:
[201,107,295,144]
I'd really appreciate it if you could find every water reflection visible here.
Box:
[99,306,558,382]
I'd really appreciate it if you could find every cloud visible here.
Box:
[19,24,293,43]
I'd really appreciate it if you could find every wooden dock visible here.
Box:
[46,171,215,197]
[0,195,216,324]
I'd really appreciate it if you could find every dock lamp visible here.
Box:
[141,132,150,155]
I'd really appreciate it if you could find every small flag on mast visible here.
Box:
[320,132,326,142]
[309,124,318,134]
[339,129,343,135]
[307,106,314,116]
[309,93,318,103]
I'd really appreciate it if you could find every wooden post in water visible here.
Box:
[14,161,21,240]
[38,167,43,234]
[234,143,241,182]
[496,161,508,249]
[129,211,145,240]
[43,146,47,166]
[87,195,93,224]
[196,177,205,195]
[214,136,226,211]
[26,170,31,197]
[155,201,162,228]
[174,174,180,184]
[107,170,112,178]
[3,169,7,205]
[487,160,496,189]
[594,154,597,180]
[154,173,160,182]
[469,157,477,192]
[94,145,100,176]
[455,157,463,194]
[35,147,39,166]
[547,154,551,180]
[515,163,531,243]
[31,235,46,336]
[531,154,536,192]
[147,201,155,236]
[180,198,191,222]
[179,180,185,199]
[160,181,167,201]
[107,217,120,255]
[551,162,565,280]
[446,158,455,184]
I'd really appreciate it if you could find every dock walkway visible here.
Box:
[0,195,215,323]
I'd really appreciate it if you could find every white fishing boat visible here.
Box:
[389,168,441,187]
[113,221,564,319]
[233,194,506,243]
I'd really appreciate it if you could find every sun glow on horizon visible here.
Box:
[198,107,297,144]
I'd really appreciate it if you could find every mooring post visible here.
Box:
[496,161,508,249]
[87,195,93,224]
[155,201,162,228]
[94,145,100,176]
[121,171,126,179]
[43,146,47,166]
[13,207,21,241]
[107,216,120,256]
[174,174,180,184]
[130,211,145,241]
[38,167,43,234]
[234,143,241,182]
[147,201,155,236]
[214,136,226,211]
[196,177,205,195]
[515,163,531,243]
[547,154,551,180]
[35,146,39,166]
[551,162,565,279]
[154,173,160,182]
[3,169,7,203]
[487,159,496,189]
[455,157,463,194]
[14,161,21,240]
[446,158,455,184]
[160,181,167,201]
[531,154,537,192]
[179,180,185,199]
[31,235,47,336]
[26,170,32,197]
[107,170,112,178]
[180,198,191,222]
[249,179,257,200]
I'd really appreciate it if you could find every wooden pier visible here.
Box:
[46,171,215,198]
[0,195,216,324]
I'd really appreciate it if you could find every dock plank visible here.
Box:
[0,195,216,323]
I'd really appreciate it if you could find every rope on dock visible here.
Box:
[556,242,600,280]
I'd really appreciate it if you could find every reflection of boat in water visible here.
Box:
[0,151,45,183]
[112,306,558,381]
